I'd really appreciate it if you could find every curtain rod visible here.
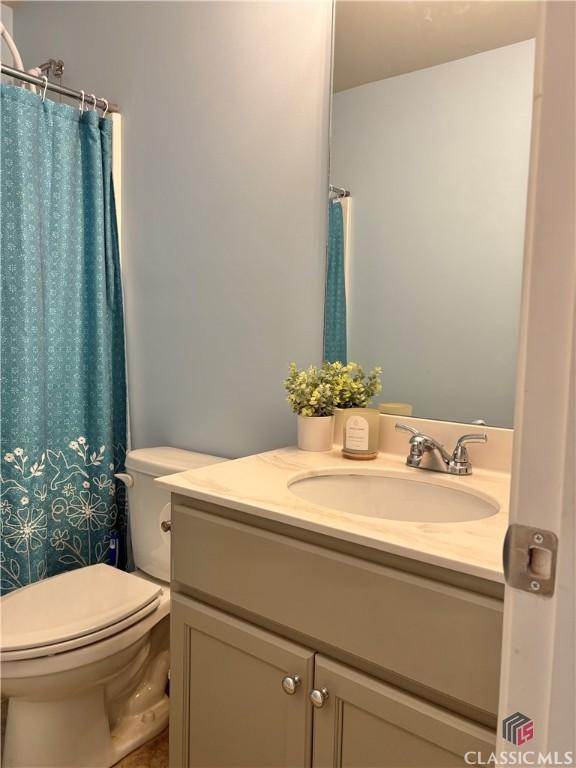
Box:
[329,185,351,198]
[1,64,120,114]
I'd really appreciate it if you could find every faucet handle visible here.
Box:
[450,433,488,474]
[395,422,420,437]
[455,433,488,449]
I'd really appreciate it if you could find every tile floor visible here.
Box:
[115,729,169,768]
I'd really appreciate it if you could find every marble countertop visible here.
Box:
[156,445,510,583]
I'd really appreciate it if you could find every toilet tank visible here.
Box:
[120,447,227,583]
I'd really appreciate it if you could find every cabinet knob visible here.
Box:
[281,675,301,695]
[160,520,172,533]
[309,688,329,708]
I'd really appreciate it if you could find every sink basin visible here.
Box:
[288,472,498,523]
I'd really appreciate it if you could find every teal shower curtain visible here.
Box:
[323,200,347,363]
[0,85,127,594]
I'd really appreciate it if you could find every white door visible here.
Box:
[497,1,575,762]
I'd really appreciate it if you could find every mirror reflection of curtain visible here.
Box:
[323,200,347,363]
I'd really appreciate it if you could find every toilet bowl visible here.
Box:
[0,447,227,768]
[1,566,170,768]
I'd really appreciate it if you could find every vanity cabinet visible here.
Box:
[170,595,494,768]
[311,657,493,768]
[170,596,314,768]
[170,498,502,768]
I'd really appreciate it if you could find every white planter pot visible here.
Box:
[297,415,334,451]
[333,408,347,449]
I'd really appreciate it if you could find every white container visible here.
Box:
[121,447,228,582]
[333,408,347,449]
[297,415,334,451]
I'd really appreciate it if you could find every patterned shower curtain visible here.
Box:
[323,199,347,363]
[0,84,127,594]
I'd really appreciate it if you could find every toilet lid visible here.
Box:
[0,564,163,652]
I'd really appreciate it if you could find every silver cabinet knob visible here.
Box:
[281,675,301,695]
[160,520,172,533]
[309,688,329,708]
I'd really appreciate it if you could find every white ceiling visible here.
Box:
[334,0,540,92]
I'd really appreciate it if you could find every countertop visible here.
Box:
[156,446,509,583]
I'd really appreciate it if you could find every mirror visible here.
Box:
[325,1,539,428]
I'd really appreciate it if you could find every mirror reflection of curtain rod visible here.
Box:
[329,185,351,198]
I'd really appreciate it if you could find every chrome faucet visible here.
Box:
[395,423,487,476]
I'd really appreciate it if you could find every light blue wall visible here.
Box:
[14,1,332,457]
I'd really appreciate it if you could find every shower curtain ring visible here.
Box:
[101,98,109,118]
[90,93,97,111]
[79,90,85,112]
[41,76,48,102]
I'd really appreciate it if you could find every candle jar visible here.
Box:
[341,408,380,460]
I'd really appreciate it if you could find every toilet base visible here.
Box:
[111,696,169,764]
[2,639,170,768]
[2,686,169,768]
[4,687,115,768]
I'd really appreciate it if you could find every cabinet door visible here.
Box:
[170,593,315,768]
[312,656,495,768]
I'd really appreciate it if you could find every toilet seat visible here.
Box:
[1,564,163,661]
[1,597,162,661]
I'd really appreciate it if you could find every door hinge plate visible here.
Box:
[503,524,558,597]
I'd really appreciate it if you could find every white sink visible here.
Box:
[288,471,498,523]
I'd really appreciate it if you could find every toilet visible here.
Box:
[0,447,226,768]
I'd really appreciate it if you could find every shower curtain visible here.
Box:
[323,199,347,363]
[0,84,127,594]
